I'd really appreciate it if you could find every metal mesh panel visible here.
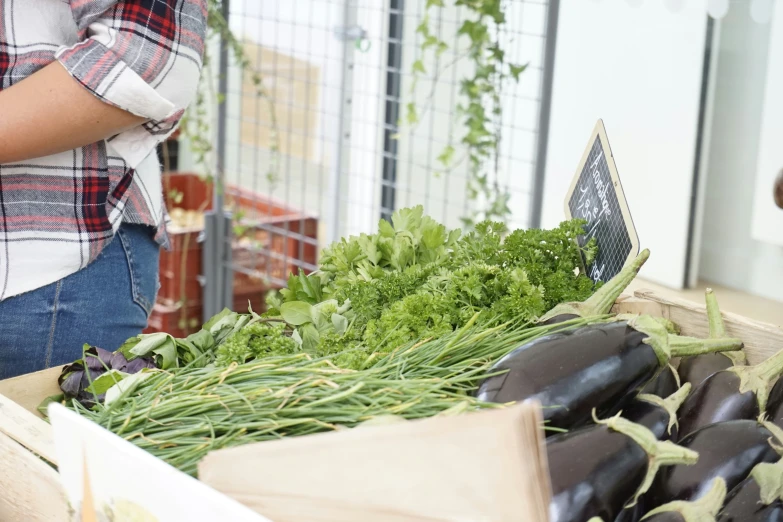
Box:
[214,0,554,308]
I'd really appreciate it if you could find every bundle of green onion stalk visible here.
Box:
[75,315,602,476]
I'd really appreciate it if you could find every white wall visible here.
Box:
[751,3,783,247]
[698,4,783,303]
[542,0,710,289]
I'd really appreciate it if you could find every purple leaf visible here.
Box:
[110,351,131,370]
[59,371,84,397]
[84,347,114,372]
[123,357,157,374]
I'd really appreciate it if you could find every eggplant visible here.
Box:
[640,478,726,522]
[640,364,681,399]
[623,383,692,441]
[677,290,746,388]
[763,377,783,426]
[676,350,783,440]
[477,315,742,431]
[538,249,650,325]
[649,420,783,506]
[718,459,783,521]
[614,501,646,522]
[547,413,698,522]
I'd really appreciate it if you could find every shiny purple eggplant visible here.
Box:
[649,420,783,506]
[623,383,692,441]
[718,459,783,521]
[641,478,726,522]
[613,500,646,522]
[547,413,698,522]
[476,315,742,432]
[640,364,681,399]
[676,352,783,440]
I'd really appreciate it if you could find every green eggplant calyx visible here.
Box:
[762,421,783,457]
[627,315,672,367]
[616,314,680,335]
[538,249,650,323]
[655,317,681,335]
[668,363,683,388]
[751,459,783,505]
[640,477,726,522]
[594,410,699,506]
[705,288,727,339]
[731,350,783,413]
[720,350,747,366]
[637,382,692,436]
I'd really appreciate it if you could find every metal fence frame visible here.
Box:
[202,0,560,319]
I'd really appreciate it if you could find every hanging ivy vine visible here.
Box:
[408,0,526,227]
[178,0,525,229]
[179,1,280,186]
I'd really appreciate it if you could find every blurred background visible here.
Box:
[151,0,783,337]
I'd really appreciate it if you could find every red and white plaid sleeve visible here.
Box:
[55,0,208,168]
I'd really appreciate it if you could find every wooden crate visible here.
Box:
[1,290,783,522]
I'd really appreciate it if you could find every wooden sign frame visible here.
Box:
[564,119,640,273]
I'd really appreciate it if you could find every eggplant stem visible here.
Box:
[705,289,747,366]
[731,350,783,412]
[705,288,727,339]
[667,335,744,358]
[640,477,726,522]
[629,315,743,367]
[538,249,650,322]
[637,382,692,436]
[594,410,698,507]
[750,458,783,505]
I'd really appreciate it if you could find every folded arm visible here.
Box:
[0,63,146,164]
[0,0,207,166]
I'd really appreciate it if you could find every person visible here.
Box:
[0,1,207,379]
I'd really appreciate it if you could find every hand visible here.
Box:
[0,62,146,164]
[775,169,783,209]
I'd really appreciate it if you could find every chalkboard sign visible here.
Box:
[564,120,639,283]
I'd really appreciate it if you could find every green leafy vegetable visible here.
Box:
[261,207,598,368]
[215,320,298,366]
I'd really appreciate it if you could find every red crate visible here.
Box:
[146,173,318,336]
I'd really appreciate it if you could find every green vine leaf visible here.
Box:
[412,59,427,75]
[422,35,441,51]
[406,103,419,125]
[509,63,528,82]
[416,15,431,36]
[437,145,455,167]
[426,0,445,6]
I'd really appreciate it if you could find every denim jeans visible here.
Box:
[0,224,160,380]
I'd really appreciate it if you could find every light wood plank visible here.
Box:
[0,366,63,416]
[0,394,57,465]
[613,289,783,364]
[0,431,68,522]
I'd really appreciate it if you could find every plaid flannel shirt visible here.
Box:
[0,0,207,300]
